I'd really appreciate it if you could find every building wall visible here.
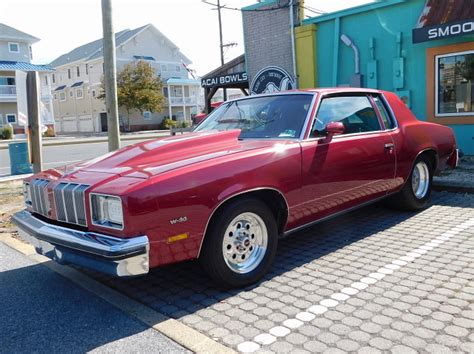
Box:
[0,102,17,119]
[0,40,31,62]
[307,0,474,154]
[242,0,297,85]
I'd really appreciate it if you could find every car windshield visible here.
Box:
[194,94,314,139]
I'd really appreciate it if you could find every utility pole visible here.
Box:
[203,0,237,101]
[216,0,227,101]
[26,71,42,173]
[101,0,120,151]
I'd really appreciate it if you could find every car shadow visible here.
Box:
[78,194,454,321]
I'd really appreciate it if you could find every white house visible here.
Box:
[50,24,202,133]
[0,23,54,134]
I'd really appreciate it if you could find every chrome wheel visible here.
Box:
[412,161,430,199]
[222,212,268,274]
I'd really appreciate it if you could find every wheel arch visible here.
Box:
[417,148,438,173]
[197,187,289,258]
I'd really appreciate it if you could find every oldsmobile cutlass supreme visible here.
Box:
[13,89,458,287]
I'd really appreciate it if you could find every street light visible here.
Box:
[340,34,360,74]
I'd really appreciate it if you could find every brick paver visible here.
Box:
[83,192,474,353]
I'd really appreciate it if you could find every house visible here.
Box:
[50,24,202,133]
[0,23,54,134]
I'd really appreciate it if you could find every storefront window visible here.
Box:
[436,50,474,116]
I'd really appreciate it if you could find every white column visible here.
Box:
[181,84,185,121]
[167,84,172,119]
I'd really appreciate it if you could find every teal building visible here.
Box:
[299,0,473,154]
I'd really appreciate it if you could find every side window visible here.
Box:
[311,95,381,137]
[373,95,395,129]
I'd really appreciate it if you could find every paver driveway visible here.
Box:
[75,192,473,353]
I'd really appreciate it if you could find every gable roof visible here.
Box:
[50,24,192,67]
[0,23,40,44]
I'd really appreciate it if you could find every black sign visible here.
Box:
[250,66,295,95]
[413,19,474,43]
[201,72,248,88]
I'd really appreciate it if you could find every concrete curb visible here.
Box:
[0,174,31,183]
[0,131,171,150]
[0,232,236,354]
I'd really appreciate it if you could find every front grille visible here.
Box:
[30,179,50,217]
[53,182,90,226]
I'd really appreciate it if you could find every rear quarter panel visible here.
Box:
[384,91,456,184]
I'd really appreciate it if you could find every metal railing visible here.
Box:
[169,96,198,105]
[0,85,16,95]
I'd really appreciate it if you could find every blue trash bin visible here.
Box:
[9,142,33,175]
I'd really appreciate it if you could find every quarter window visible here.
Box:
[373,96,395,129]
[312,95,381,137]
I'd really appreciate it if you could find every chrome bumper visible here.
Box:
[12,210,149,276]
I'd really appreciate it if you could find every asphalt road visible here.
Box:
[0,242,189,353]
[0,138,152,177]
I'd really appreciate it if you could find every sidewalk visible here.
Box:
[433,156,474,193]
[0,130,171,150]
[0,241,190,353]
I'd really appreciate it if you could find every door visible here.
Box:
[78,115,94,132]
[100,112,108,132]
[296,94,396,226]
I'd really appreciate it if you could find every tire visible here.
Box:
[200,197,278,288]
[389,155,433,211]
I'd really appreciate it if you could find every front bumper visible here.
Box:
[12,210,149,276]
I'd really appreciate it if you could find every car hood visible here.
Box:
[64,130,282,179]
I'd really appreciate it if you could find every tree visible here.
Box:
[99,60,165,131]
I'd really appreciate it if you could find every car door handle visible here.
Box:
[384,143,394,149]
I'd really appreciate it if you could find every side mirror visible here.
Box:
[325,121,345,137]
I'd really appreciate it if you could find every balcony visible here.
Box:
[0,85,17,102]
[169,96,198,106]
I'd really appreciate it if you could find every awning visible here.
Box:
[55,85,66,91]
[0,60,54,72]
[71,81,83,87]
[200,54,248,89]
[133,55,155,61]
[166,78,200,85]
[413,0,474,43]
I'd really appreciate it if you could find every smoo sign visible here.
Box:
[413,19,474,43]
[201,72,248,88]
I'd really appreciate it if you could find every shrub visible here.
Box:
[43,126,55,137]
[159,118,177,130]
[0,126,13,140]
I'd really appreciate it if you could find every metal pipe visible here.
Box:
[340,34,360,74]
[289,0,298,87]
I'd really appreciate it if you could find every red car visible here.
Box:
[13,89,458,287]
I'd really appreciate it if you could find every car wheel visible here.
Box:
[390,155,433,211]
[200,197,278,288]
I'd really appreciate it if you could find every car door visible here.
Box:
[294,93,396,226]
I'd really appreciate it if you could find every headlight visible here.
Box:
[24,182,32,205]
[90,194,124,229]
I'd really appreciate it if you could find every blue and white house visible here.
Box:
[0,23,54,133]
